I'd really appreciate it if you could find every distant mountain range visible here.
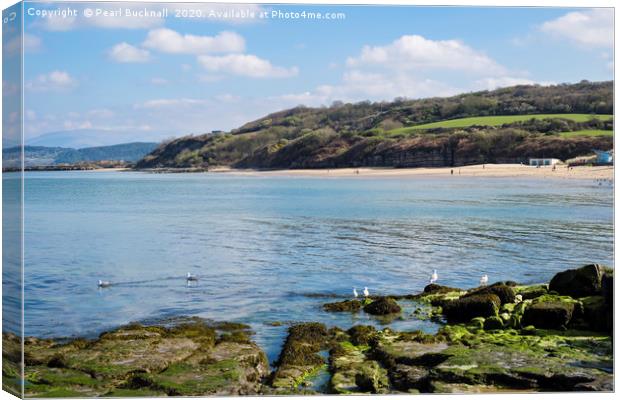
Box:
[3,142,159,167]
[26,129,171,149]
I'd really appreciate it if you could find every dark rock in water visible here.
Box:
[549,264,605,297]
[580,296,612,333]
[272,323,329,389]
[363,297,402,315]
[503,281,518,287]
[323,299,363,312]
[521,301,575,329]
[442,294,501,322]
[347,325,377,346]
[483,316,504,330]
[423,284,461,294]
[520,325,537,335]
[601,273,613,306]
[464,284,515,304]
[354,363,389,394]
[389,364,429,391]
[517,284,548,300]
[574,376,615,391]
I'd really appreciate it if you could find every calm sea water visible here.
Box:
[20,171,613,362]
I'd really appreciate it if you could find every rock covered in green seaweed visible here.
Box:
[323,299,363,312]
[9,318,269,397]
[442,294,501,322]
[271,322,330,390]
[549,263,606,298]
[363,297,402,315]
[464,283,516,304]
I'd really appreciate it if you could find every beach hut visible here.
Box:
[594,150,613,165]
[529,158,560,167]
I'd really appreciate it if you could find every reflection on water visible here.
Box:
[19,171,613,363]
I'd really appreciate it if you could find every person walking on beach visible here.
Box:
[451,169,454,175]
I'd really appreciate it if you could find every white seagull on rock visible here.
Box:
[363,287,370,298]
[430,269,438,284]
[353,288,358,299]
[480,274,489,286]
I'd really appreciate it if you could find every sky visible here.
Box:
[15,2,615,145]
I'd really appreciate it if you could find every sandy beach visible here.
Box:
[208,164,614,181]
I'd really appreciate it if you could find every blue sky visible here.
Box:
[19,2,614,145]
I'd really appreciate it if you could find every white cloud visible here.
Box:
[274,34,545,107]
[273,71,459,107]
[215,94,240,103]
[25,70,77,91]
[346,34,505,74]
[5,33,42,54]
[134,98,209,109]
[63,119,93,130]
[23,33,42,52]
[87,108,115,118]
[541,9,613,47]
[143,28,245,55]
[3,80,19,96]
[197,54,298,78]
[108,42,151,63]
[150,77,169,85]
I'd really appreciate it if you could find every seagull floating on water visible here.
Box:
[97,280,111,288]
[363,287,370,298]
[186,272,198,282]
[353,287,358,299]
[430,269,438,284]
[480,274,489,286]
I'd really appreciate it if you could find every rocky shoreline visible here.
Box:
[3,264,613,396]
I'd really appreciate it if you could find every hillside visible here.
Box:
[3,142,158,168]
[136,81,613,170]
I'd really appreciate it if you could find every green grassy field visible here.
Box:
[389,114,613,134]
[559,130,614,138]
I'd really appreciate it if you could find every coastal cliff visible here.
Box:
[135,81,613,170]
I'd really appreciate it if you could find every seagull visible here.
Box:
[480,274,489,286]
[97,280,111,288]
[353,288,358,299]
[430,269,438,284]
[515,294,523,303]
[186,272,198,282]
[363,287,370,298]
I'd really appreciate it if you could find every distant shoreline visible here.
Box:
[138,164,614,181]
